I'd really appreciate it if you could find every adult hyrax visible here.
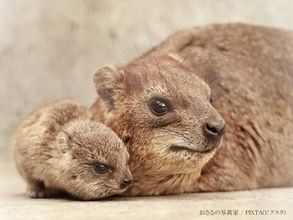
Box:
[13,98,132,200]
[91,23,293,196]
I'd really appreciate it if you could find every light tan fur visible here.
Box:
[91,23,293,196]
[13,98,132,200]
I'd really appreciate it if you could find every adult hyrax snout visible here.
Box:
[203,116,226,151]
[13,98,132,200]
[92,62,225,195]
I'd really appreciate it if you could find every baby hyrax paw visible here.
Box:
[27,181,51,198]
[28,189,52,198]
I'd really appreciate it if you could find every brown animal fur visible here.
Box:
[13,98,132,200]
[91,23,293,196]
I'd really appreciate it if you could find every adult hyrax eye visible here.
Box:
[93,163,111,174]
[148,98,171,116]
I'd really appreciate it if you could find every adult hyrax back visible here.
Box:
[91,23,293,195]
[13,98,132,200]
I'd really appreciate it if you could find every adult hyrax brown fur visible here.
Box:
[91,23,293,196]
[13,98,132,200]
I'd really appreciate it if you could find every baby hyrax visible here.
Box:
[13,98,132,200]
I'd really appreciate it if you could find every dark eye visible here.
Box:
[93,163,110,174]
[209,97,213,104]
[149,98,170,116]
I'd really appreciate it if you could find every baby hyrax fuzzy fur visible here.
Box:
[13,98,132,200]
[91,23,293,196]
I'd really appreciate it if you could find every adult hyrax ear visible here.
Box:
[168,53,183,63]
[57,132,70,153]
[93,65,120,108]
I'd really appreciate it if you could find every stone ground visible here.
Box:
[1,0,293,219]
[1,160,292,220]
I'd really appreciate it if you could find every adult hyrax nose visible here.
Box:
[204,118,226,141]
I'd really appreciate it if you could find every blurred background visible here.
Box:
[1,0,293,162]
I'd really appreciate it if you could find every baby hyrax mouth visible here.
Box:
[104,185,125,191]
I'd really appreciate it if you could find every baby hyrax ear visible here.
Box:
[93,65,120,107]
[57,132,70,153]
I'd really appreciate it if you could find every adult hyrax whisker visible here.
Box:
[125,24,141,58]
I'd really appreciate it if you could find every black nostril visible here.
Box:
[205,122,225,138]
[121,179,133,188]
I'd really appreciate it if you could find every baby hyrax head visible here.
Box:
[93,61,225,179]
[56,120,132,200]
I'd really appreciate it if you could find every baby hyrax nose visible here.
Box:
[120,178,133,189]
[204,118,226,141]
[120,170,133,189]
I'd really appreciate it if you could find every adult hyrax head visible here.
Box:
[56,120,132,200]
[91,60,225,195]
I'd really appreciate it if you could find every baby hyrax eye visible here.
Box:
[93,163,111,174]
[149,98,171,116]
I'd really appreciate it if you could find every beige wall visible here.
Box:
[1,0,293,158]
